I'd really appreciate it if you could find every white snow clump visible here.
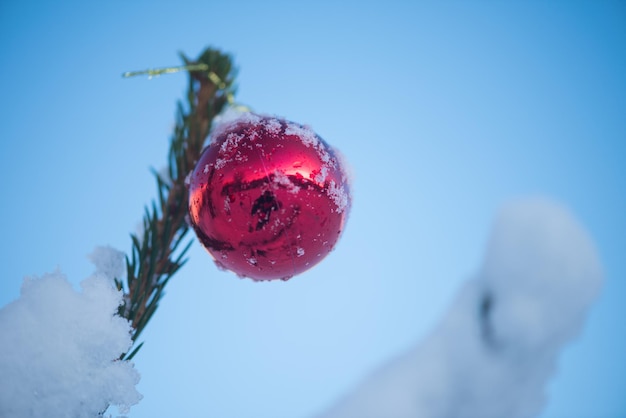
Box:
[88,245,126,282]
[209,106,261,142]
[0,248,141,417]
[318,197,602,418]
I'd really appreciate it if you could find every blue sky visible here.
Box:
[1,1,625,417]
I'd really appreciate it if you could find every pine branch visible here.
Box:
[116,47,237,360]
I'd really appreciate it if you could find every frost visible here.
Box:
[318,197,602,418]
[210,107,261,142]
[332,147,354,190]
[285,122,319,148]
[263,118,282,135]
[214,132,246,170]
[234,150,249,163]
[283,121,342,192]
[220,132,244,154]
[314,165,329,184]
[215,158,227,170]
[327,180,349,214]
[0,270,142,417]
[273,170,300,194]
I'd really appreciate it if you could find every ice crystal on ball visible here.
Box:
[189,113,351,281]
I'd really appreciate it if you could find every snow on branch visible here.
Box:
[317,197,602,418]
[0,255,142,417]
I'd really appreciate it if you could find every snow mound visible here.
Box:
[318,197,602,418]
[0,265,141,417]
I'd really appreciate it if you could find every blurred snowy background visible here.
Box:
[1,1,625,417]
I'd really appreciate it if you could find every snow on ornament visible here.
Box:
[188,112,351,281]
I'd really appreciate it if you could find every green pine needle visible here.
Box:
[118,47,236,360]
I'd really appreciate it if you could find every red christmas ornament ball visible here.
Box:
[188,113,351,281]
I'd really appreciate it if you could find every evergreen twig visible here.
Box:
[116,48,237,359]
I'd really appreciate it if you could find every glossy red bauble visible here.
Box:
[188,113,351,281]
